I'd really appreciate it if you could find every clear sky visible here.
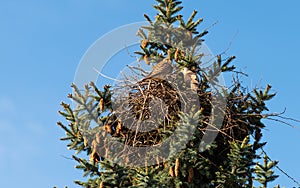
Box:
[0,0,300,187]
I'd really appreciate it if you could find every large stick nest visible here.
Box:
[87,71,264,167]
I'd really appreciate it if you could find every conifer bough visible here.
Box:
[57,0,291,187]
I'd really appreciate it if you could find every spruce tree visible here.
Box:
[57,0,289,187]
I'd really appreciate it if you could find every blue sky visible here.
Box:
[0,0,300,187]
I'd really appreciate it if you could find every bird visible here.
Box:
[143,59,173,80]
[182,67,198,91]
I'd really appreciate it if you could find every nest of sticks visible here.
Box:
[88,69,261,166]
